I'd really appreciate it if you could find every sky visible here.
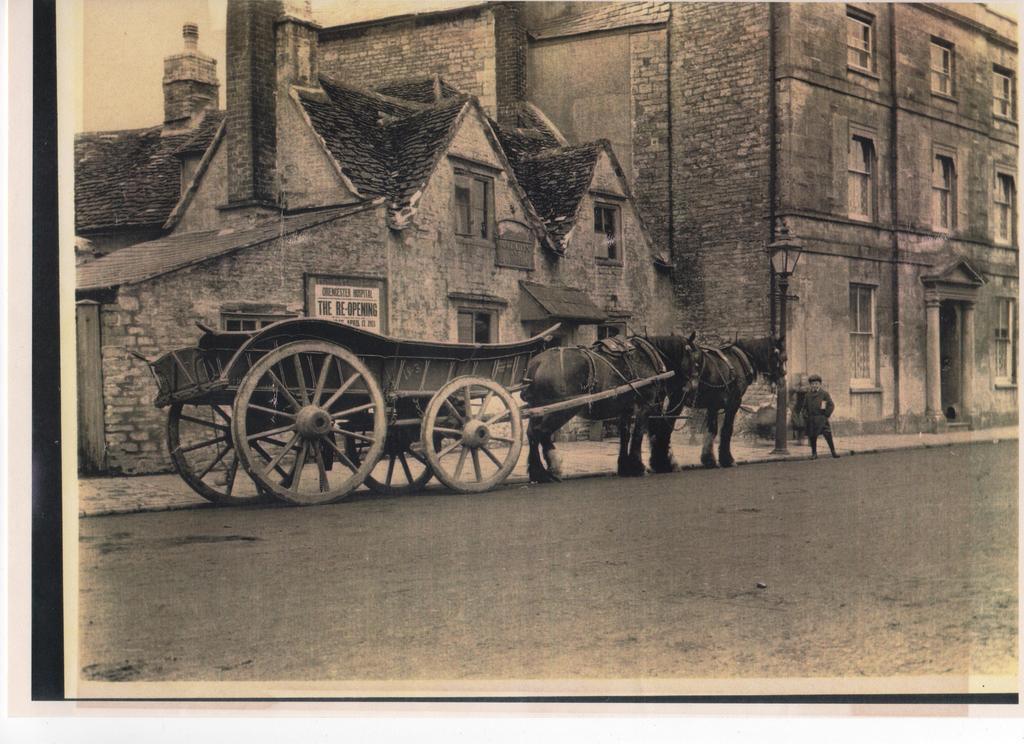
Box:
[79,0,479,131]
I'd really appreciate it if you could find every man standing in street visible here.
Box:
[802,374,839,459]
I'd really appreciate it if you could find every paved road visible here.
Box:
[77,442,1017,686]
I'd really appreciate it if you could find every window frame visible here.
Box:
[453,168,495,244]
[849,283,877,387]
[994,169,1016,246]
[220,311,296,332]
[456,306,498,344]
[847,132,876,221]
[993,297,1017,386]
[930,39,955,98]
[593,202,622,264]
[846,8,874,73]
[931,150,957,232]
[993,66,1015,120]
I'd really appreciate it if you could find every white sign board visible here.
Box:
[310,281,382,331]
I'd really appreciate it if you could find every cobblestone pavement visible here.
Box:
[76,425,1018,517]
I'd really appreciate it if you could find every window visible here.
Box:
[457,309,496,343]
[994,298,1016,384]
[221,312,294,331]
[848,134,875,220]
[598,323,626,340]
[993,67,1014,119]
[932,154,956,231]
[846,9,873,71]
[454,172,492,240]
[849,284,875,383]
[930,40,954,96]
[594,204,621,261]
[995,172,1016,245]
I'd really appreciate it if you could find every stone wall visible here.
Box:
[318,6,498,115]
[669,2,773,340]
[629,28,670,256]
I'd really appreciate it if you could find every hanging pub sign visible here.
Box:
[304,274,388,333]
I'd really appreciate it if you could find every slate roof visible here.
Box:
[508,143,602,251]
[374,76,462,104]
[74,110,224,233]
[77,203,376,291]
[297,77,469,217]
[530,1,671,40]
[519,281,606,322]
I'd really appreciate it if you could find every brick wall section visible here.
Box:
[318,7,497,115]
[226,0,283,204]
[100,207,386,474]
[669,2,772,340]
[492,2,527,127]
[629,28,670,255]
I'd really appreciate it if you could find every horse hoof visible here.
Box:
[720,460,735,468]
[701,457,718,469]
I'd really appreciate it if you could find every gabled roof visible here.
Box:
[74,110,225,233]
[530,1,671,40]
[921,257,986,286]
[296,77,470,222]
[374,76,462,104]
[77,202,377,291]
[509,142,602,251]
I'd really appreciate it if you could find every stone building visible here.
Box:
[315,1,1018,434]
[74,1,674,474]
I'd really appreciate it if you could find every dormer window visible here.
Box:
[454,170,493,241]
[594,204,620,262]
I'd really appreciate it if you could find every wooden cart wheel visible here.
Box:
[231,341,386,505]
[167,402,266,505]
[347,427,435,495]
[421,376,523,493]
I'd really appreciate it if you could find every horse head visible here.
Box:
[768,333,786,384]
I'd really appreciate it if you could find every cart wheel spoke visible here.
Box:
[480,444,503,469]
[384,455,397,486]
[471,448,483,481]
[314,445,330,493]
[246,422,296,442]
[177,413,230,431]
[211,405,232,424]
[244,403,296,420]
[454,446,469,478]
[405,446,429,466]
[266,368,302,412]
[224,457,239,498]
[197,443,231,480]
[438,438,463,459]
[432,427,463,436]
[443,399,465,424]
[175,434,228,454]
[293,354,310,406]
[330,401,376,420]
[398,452,415,484]
[252,441,293,480]
[313,355,332,405]
[333,427,375,444]
[262,431,301,476]
[485,410,511,425]
[478,389,496,419]
[321,369,359,411]
[325,435,360,473]
[288,440,308,491]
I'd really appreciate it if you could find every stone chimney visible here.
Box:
[163,23,219,132]
[276,0,320,90]
[226,0,284,206]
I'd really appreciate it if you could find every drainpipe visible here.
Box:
[768,3,777,338]
[888,3,902,431]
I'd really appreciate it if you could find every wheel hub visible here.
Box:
[461,418,490,448]
[295,406,333,438]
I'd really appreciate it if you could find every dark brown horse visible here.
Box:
[648,336,784,469]
[521,335,700,483]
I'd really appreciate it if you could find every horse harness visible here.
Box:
[571,335,668,403]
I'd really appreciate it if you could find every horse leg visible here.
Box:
[648,415,680,474]
[624,409,648,477]
[719,404,739,468]
[527,418,558,483]
[700,408,719,468]
[616,412,634,476]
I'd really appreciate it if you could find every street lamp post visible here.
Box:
[769,227,803,456]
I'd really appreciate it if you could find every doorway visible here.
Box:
[939,301,962,420]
